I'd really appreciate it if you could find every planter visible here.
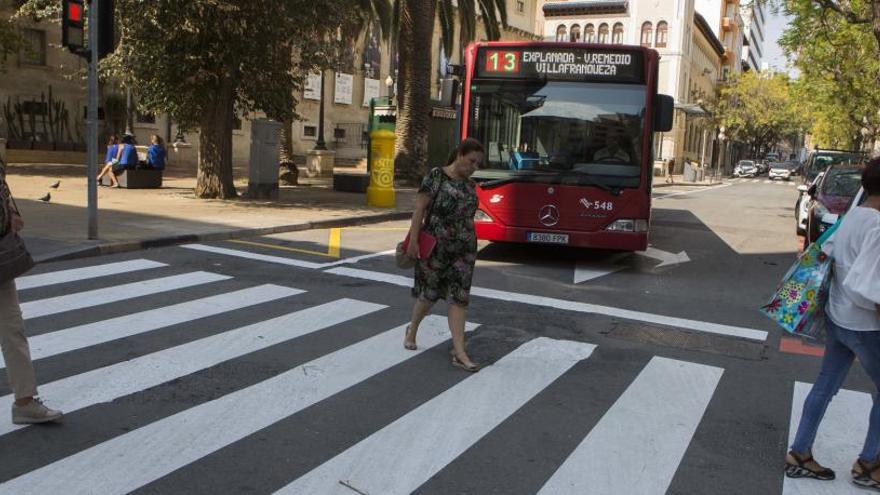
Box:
[54,142,76,152]
[6,140,32,150]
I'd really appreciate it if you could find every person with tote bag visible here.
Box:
[400,139,484,372]
[785,158,880,489]
[0,157,62,424]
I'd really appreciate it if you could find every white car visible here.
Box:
[734,160,758,178]
[796,172,825,235]
[769,163,792,181]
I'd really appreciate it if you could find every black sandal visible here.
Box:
[785,451,835,480]
[852,459,880,490]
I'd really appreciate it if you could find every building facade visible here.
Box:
[542,0,725,172]
[695,0,744,80]
[740,0,766,71]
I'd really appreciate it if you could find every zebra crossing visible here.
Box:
[730,178,799,186]
[0,257,872,494]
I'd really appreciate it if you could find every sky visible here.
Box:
[762,6,795,75]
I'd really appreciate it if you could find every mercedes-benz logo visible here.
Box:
[539,205,560,227]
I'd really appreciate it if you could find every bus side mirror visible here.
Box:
[654,94,674,132]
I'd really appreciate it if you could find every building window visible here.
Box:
[570,24,581,42]
[598,23,609,44]
[555,24,567,42]
[612,23,624,44]
[656,21,668,48]
[516,0,525,14]
[21,29,46,66]
[302,125,317,139]
[584,24,595,43]
[136,111,156,124]
[640,22,653,47]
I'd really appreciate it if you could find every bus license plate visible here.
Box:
[528,233,569,244]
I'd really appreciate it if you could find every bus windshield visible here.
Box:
[468,80,647,189]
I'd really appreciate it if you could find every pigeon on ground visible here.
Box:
[38,193,51,202]
[49,180,61,189]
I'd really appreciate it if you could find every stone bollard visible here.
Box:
[367,129,396,208]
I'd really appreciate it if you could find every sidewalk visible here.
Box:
[6,163,416,263]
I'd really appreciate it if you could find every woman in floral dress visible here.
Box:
[404,138,483,372]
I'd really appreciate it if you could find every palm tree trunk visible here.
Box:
[394,0,435,184]
[195,83,237,199]
[278,118,298,185]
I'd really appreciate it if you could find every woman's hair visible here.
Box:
[151,135,164,147]
[107,135,119,145]
[121,134,135,145]
[445,138,485,165]
[863,157,880,196]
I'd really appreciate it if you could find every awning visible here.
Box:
[674,103,711,116]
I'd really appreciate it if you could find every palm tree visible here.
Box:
[395,0,508,183]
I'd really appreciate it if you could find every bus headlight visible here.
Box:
[604,219,648,232]
[474,210,494,223]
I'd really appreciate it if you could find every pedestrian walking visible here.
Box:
[0,156,63,424]
[403,138,483,372]
[666,157,675,184]
[786,157,880,488]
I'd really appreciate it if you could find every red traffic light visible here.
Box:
[68,3,83,23]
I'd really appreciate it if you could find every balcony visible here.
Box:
[721,17,733,32]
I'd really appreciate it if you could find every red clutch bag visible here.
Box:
[401,230,437,259]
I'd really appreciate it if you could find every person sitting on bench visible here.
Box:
[96,135,120,187]
[144,135,166,171]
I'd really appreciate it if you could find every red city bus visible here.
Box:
[462,41,673,251]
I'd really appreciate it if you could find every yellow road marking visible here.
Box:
[327,228,341,258]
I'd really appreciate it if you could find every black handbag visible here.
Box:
[0,195,34,283]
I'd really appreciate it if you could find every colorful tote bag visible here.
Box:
[760,221,841,339]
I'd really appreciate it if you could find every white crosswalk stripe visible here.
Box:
[538,357,723,494]
[15,259,167,290]
[784,382,870,494]
[0,317,476,495]
[0,298,384,437]
[1,284,303,369]
[20,271,230,319]
[0,257,761,494]
[278,337,594,495]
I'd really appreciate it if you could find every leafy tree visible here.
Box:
[394,0,508,182]
[779,0,880,150]
[715,71,805,155]
[93,1,366,199]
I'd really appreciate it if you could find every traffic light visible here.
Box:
[61,0,85,54]
[61,0,115,60]
[97,0,115,60]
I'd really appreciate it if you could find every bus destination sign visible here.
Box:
[477,47,645,83]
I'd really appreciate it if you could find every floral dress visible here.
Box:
[412,167,478,307]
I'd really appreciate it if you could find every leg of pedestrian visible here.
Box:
[405,298,434,350]
[838,330,880,488]
[787,322,854,480]
[448,303,479,371]
[0,280,62,425]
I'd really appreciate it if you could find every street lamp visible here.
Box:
[314,70,327,151]
[385,75,394,105]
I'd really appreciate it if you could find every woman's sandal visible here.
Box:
[852,459,880,491]
[450,350,480,373]
[785,451,835,480]
[403,326,417,351]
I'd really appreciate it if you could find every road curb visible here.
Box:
[34,210,413,264]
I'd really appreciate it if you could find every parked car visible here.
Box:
[769,162,793,181]
[788,160,804,176]
[734,160,758,177]
[816,186,867,235]
[766,152,781,163]
[756,160,769,175]
[796,172,824,235]
[802,164,864,246]
[801,148,863,186]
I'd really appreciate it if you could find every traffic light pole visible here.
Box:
[86,0,98,239]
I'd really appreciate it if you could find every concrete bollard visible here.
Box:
[367,129,396,208]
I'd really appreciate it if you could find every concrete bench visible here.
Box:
[101,168,163,189]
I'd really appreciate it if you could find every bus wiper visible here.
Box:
[558,172,622,196]
[478,174,544,189]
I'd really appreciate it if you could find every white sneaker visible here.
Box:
[12,398,63,424]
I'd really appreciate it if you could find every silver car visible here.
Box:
[734,160,758,178]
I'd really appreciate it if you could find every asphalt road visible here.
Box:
[0,177,871,495]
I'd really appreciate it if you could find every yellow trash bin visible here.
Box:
[367,129,396,208]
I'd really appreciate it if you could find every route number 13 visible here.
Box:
[485,50,520,73]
